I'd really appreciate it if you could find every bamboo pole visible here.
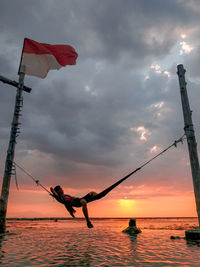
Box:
[177,64,200,227]
[0,66,25,233]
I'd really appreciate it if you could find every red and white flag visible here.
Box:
[19,38,78,78]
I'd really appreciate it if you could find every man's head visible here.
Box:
[54,185,64,195]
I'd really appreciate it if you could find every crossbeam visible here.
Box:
[0,75,32,93]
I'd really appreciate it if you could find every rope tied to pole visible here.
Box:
[13,162,52,195]
[135,133,186,171]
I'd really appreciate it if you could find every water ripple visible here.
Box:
[0,218,199,266]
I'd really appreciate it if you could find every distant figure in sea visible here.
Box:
[122,218,141,235]
[50,185,98,228]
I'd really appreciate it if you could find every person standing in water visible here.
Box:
[50,185,97,228]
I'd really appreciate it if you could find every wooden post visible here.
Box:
[177,64,200,228]
[0,67,25,233]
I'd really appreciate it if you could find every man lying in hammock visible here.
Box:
[50,169,138,228]
[50,185,97,228]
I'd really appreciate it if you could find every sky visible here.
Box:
[0,0,200,218]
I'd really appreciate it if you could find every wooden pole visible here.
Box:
[177,64,200,227]
[0,66,25,233]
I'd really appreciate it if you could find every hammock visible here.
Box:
[88,168,141,202]
[14,134,185,203]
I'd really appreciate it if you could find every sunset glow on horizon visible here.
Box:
[7,190,197,218]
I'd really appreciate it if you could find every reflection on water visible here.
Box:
[0,218,199,266]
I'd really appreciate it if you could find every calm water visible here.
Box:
[1,218,199,266]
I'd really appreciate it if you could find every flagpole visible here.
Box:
[0,66,25,233]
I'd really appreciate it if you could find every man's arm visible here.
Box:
[64,202,76,218]
[50,187,63,203]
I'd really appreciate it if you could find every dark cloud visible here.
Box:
[0,0,200,192]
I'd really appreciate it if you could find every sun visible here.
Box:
[119,199,135,212]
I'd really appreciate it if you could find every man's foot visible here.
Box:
[87,221,94,228]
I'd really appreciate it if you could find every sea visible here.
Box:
[1,217,200,266]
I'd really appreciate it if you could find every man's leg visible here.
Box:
[80,199,93,228]
[81,192,98,203]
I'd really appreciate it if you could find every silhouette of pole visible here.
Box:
[0,66,27,233]
[177,64,200,227]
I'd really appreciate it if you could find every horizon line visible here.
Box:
[7,216,198,220]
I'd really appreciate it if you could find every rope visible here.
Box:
[13,163,19,190]
[13,134,186,196]
[14,162,51,195]
[136,133,186,171]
